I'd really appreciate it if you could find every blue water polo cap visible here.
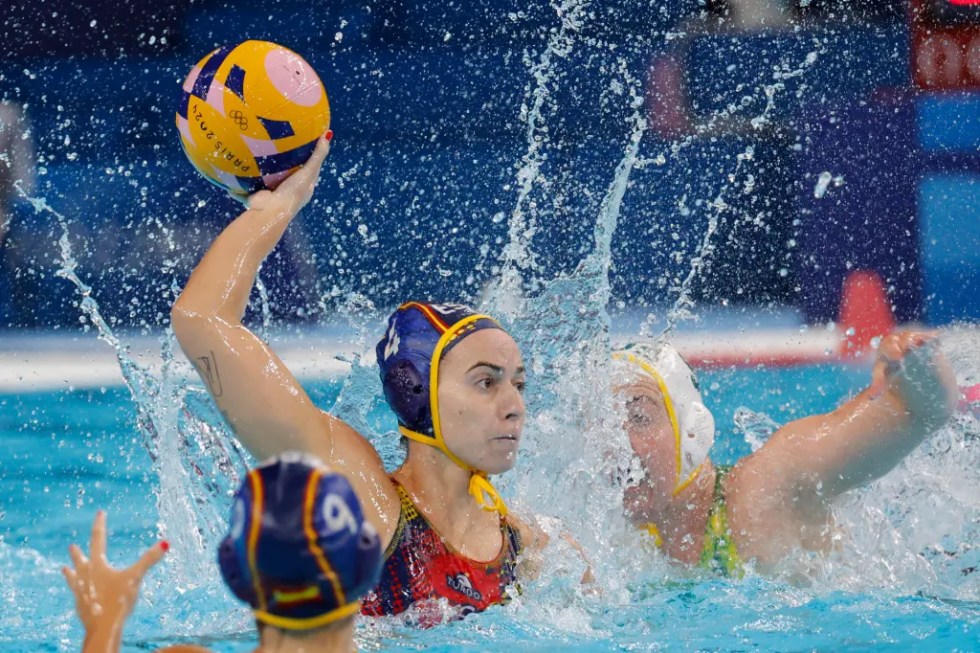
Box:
[217,453,382,630]
[376,302,511,516]
[376,302,502,438]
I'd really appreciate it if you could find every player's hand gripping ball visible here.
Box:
[176,40,330,198]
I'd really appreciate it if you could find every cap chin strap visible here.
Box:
[398,312,510,519]
[641,522,664,548]
[399,426,509,517]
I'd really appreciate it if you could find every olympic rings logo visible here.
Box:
[229,110,248,131]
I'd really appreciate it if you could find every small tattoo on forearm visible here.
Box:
[194,351,224,397]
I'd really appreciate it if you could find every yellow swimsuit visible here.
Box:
[697,466,743,577]
[642,466,744,577]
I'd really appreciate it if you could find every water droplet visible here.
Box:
[814,171,833,199]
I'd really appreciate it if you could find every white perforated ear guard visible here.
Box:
[613,341,715,495]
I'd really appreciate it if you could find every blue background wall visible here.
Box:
[0,1,974,329]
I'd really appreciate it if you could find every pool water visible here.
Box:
[2,354,979,651]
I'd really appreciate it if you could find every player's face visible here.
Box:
[621,376,677,500]
[437,329,526,475]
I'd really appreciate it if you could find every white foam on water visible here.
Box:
[815,330,980,600]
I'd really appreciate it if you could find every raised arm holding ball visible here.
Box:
[171,42,558,623]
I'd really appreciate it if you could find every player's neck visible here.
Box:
[256,617,356,653]
[660,462,716,565]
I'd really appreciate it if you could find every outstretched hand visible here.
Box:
[62,511,168,634]
[868,329,957,428]
[241,130,333,214]
[868,330,938,399]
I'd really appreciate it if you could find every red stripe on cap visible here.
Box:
[398,302,450,333]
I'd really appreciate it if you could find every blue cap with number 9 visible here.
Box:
[217,452,382,630]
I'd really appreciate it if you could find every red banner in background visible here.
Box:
[911,0,980,89]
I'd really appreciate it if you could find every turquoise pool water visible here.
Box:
[2,360,978,651]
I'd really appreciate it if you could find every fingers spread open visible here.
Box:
[61,565,78,589]
[69,543,89,571]
[131,541,168,579]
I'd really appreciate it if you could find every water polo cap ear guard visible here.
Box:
[613,341,716,495]
[377,302,510,516]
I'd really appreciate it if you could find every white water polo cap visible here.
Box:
[612,341,716,495]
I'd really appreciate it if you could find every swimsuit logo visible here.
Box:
[446,573,483,603]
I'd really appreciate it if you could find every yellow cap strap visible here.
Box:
[470,473,508,517]
[399,426,509,518]
[399,424,473,472]
[395,312,510,518]
[641,523,664,548]
[612,351,701,496]
[253,599,361,630]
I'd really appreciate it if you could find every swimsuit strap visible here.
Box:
[504,517,523,558]
[698,465,744,577]
[394,481,420,521]
[374,480,415,562]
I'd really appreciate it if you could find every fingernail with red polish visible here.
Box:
[160,540,170,552]
[325,130,334,142]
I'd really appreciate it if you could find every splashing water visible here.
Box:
[494,62,655,598]
[16,188,248,601]
[816,331,980,601]
[641,40,826,342]
[732,406,780,452]
[9,8,980,651]
[710,331,980,601]
[485,0,589,318]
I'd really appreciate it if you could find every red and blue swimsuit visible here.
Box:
[360,480,522,621]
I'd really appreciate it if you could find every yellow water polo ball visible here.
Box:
[176,40,330,197]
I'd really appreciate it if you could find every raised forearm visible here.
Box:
[799,343,956,497]
[174,199,301,322]
[173,135,329,325]
[825,388,919,491]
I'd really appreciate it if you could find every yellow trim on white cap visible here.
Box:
[641,522,664,548]
[612,351,700,496]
